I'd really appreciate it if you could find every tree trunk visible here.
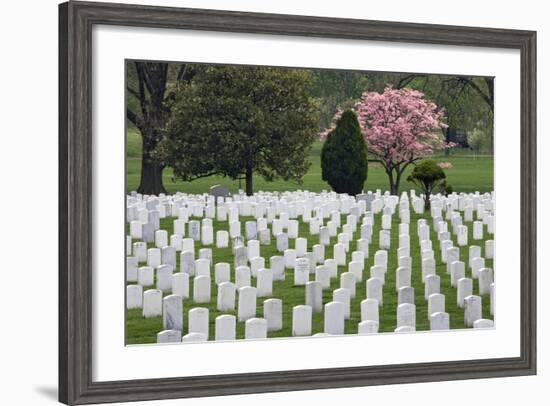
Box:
[138,160,166,195]
[129,62,170,196]
[424,191,431,211]
[390,183,398,195]
[245,166,254,196]
[445,127,451,157]
[387,168,399,195]
[137,125,166,195]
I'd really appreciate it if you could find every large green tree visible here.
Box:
[157,66,319,196]
[321,110,368,195]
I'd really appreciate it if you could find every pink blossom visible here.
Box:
[320,86,448,161]
[319,86,449,194]
[437,162,453,169]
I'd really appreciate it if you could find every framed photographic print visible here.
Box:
[59,1,537,404]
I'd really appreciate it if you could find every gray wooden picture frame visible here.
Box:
[59,1,537,404]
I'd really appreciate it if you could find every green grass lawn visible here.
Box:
[126,210,493,344]
[126,128,494,195]
[126,128,494,344]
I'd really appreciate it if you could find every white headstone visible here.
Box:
[195,258,210,278]
[247,240,260,261]
[155,229,168,248]
[292,305,312,336]
[133,242,147,262]
[263,298,283,332]
[234,246,248,269]
[478,268,494,295]
[138,266,154,286]
[421,258,436,283]
[468,246,481,268]
[193,275,211,303]
[358,320,379,334]
[214,262,231,285]
[284,249,296,269]
[428,293,445,317]
[324,258,338,279]
[294,257,310,286]
[235,266,251,290]
[324,301,345,335]
[188,220,201,241]
[471,257,485,279]
[188,307,209,338]
[396,267,411,292]
[143,289,162,318]
[348,261,363,283]
[216,230,229,248]
[333,243,346,266]
[245,318,268,339]
[256,268,273,297]
[374,250,388,269]
[473,319,494,329]
[156,264,173,292]
[464,295,482,327]
[457,277,473,308]
[147,248,161,268]
[305,281,323,313]
[237,286,257,321]
[126,257,138,282]
[429,312,450,330]
[366,265,384,285]
[379,230,391,249]
[333,287,351,319]
[215,314,236,341]
[270,256,285,281]
[485,240,494,259]
[182,332,207,342]
[340,272,356,298]
[473,221,484,239]
[126,285,143,309]
[366,277,383,305]
[360,298,379,323]
[157,330,182,343]
[315,265,331,289]
[217,281,236,311]
[163,294,183,331]
[445,247,460,274]
[396,303,416,329]
[398,286,415,305]
[180,250,195,276]
[172,272,190,298]
[276,233,289,252]
[424,274,440,300]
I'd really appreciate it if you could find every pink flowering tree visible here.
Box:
[321,87,449,195]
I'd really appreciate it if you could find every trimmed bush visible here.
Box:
[321,110,368,195]
[407,159,447,210]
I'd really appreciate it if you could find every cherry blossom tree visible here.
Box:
[321,87,449,195]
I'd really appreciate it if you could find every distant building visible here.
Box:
[446,128,469,148]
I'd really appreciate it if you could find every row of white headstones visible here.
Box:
[126,190,495,343]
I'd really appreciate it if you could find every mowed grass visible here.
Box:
[126,210,493,344]
[126,128,494,195]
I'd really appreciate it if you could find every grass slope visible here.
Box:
[126,210,493,344]
[126,129,494,195]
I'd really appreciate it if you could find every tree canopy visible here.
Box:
[156,65,319,195]
[321,110,368,195]
[407,159,447,210]
[321,87,448,194]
